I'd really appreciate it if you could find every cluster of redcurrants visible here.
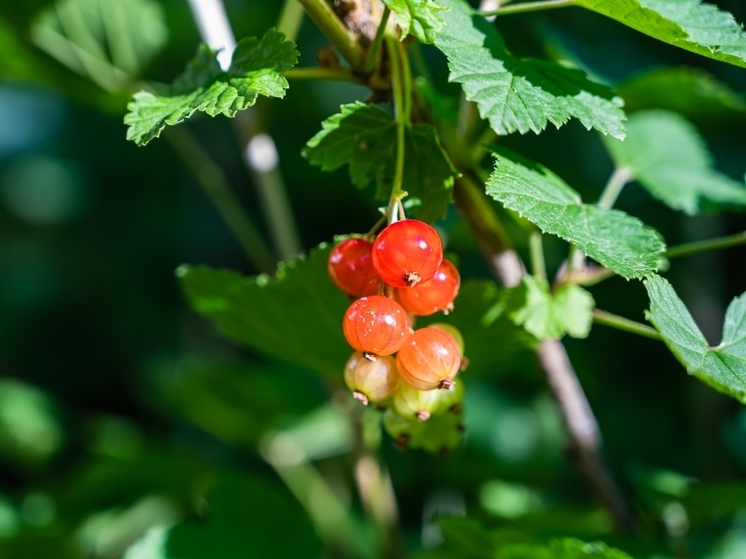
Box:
[328,219,466,435]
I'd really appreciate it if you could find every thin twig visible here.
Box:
[165,128,275,274]
[187,0,303,261]
[479,0,575,17]
[666,231,746,260]
[277,0,305,41]
[296,0,366,68]
[452,177,634,532]
[285,67,364,83]
[363,7,390,73]
[597,167,633,210]
[593,309,663,341]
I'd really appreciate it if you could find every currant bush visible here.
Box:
[372,219,443,288]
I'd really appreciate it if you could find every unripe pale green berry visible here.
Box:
[344,351,399,406]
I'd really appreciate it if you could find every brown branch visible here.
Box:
[453,177,635,533]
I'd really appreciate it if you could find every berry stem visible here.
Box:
[592,309,663,341]
[385,34,409,224]
[479,0,575,17]
[363,6,391,73]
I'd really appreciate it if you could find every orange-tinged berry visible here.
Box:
[396,259,460,316]
[372,219,443,288]
[328,238,380,297]
[396,327,461,390]
[344,352,399,405]
[343,295,410,358]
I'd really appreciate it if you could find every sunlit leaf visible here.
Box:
[382,0,448,44]
[434,0,625,138]
[645,274,746,402]
[576,0,746,69]
[485,148,665,279]
[125,29,298,146]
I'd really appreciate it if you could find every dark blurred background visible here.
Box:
[1,0,746,557]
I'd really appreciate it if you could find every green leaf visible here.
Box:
[506,276,595,340]
[644,274,746,402]
[177,242,350,379]
[437,518,635,559]
[124,476,322,559]
[125,29,298,146]
[419,280,537,377]
[31,0,168,90]
[434,0,625,138]
[604,110,746,215]
[382,0,448,44]
[303,102,459,221]
[575,0,746,69]
[619,67,746,122]
[485,148,665,279]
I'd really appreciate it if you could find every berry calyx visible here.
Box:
[328,238,380,297]
[392,382,444,422]
[395,259,460,316]
[343,295,410,357]
[372,219,443,288]
[396,327,462,391]
[344,352,399,405]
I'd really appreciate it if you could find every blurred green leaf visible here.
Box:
[485,148,665,279]
[30,0,168,90]
[505,276,595,340]
[619,67,746,122]
[0,379,63,464]
[303,102,459,221]
[644,274,746,402]
[125,475,323,559]
[604,111,746,214]
[437,518,635,558]
[155,358,324,449]
[126,29,298,146]
[575,0,746,69]
[419,280,537,377]
[434,0,626,138]
[383,0,448,44]
[178,242,350,379]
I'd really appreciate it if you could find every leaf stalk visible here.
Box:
[479,0,575,17]
[593,309,663,341]
[597,167,633,210]
[296,0,366,68]
[363,7,391,73]
[666,231,746,259]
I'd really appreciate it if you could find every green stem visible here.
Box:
[277,0,304,41]
[480,0,575,17]
[296,0,365,68]
[597,167,633,210]
[666,231,746,260]
[592,310,663,341]
[284,67,363,83]
[363,7,390,73]
[398,40,413,125]
[386,35,407,222]
[164,127,275,274]
[529,231,547,282]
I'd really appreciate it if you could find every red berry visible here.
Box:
[396,259,460,316]
[343,295,410,358]
[344,352,399,405]
[372,219,443,288]
[396,327,461,391]
[328,238,380,297]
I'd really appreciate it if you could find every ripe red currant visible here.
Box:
[344,352,399,406]
[372,219,443,288]
[396,327,462,390]
[396,259,460,316]
[343,295,410,358]
[428,323,465,354]
[328,238,380,297]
